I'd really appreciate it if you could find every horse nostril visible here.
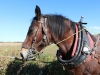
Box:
[20,53,24,59]
[20,53,27,62]
[20,53,26,60]
[20,52,22,57]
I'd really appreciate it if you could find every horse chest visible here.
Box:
[68,57,100,75]
[66,35,100,75]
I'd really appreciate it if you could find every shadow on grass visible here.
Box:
[5,59,68,75]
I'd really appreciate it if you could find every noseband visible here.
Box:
[22,17,50,60]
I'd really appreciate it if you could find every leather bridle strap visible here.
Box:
[22,22,42,50]
[22,17,50,54]
[42,17,49,45]
[31,17,49,53]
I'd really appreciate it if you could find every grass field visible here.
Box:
[0,43,68,75]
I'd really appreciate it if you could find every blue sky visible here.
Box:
[0,0,100,42]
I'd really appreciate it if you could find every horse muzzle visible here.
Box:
[20,48,36,61]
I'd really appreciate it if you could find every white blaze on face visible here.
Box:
[20,48,29,59]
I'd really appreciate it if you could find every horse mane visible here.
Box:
[43,14,75,39]
[32,14,96,43]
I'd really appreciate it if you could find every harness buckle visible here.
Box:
[82,46,91,55]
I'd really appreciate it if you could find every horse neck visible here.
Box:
[51,24,75,59]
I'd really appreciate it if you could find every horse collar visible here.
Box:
[56,23,96,68]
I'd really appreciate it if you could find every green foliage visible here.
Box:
[4,57,68,75]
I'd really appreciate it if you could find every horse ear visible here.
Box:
[35,5,41,21]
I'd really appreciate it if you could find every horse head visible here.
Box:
[20,5,74,62]
[20,5,100,75]
[20,5,51,61]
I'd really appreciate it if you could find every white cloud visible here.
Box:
[92,26,100,30]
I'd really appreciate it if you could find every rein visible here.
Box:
[24,26,86,61]
[41,24,86,53]
[22,16,86,60]
[32,23,86,56]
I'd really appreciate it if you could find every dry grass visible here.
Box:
[0,43,68,75]
[0,42,22,46]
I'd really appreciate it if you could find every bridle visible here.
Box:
[22,17,50,60]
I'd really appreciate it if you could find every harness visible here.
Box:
[56,17,98,68]
[22,15,99,67]
[22,17,50,60]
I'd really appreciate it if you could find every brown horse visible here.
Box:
[20,5,100,75]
